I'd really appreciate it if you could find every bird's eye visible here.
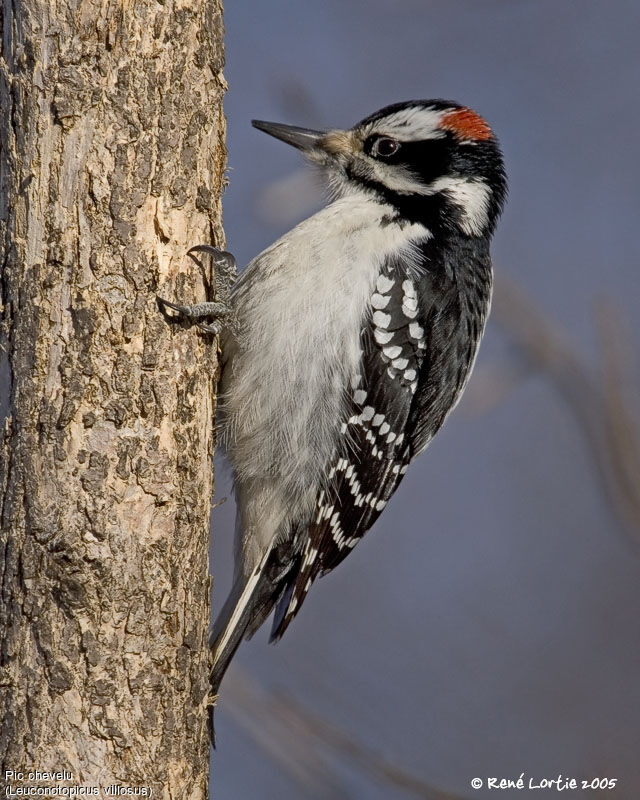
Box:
[370,136,400,158]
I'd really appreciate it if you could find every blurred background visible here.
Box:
[212,2,640,797]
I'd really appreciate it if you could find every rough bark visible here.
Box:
[0,2,226,796]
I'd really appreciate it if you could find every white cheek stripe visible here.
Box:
[364,154,492,235]
[369,162,430,196]
[426,177,491,236]
[372,172,491,236]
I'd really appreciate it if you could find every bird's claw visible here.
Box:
[188,246,237,285]
[156,297,190,315]
[157,245,238,336]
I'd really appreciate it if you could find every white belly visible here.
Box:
[219,193,429,529]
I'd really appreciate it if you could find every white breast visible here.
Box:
[220,191,430,514]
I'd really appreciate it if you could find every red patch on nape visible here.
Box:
[441,108,493,141]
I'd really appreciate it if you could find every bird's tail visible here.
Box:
[208,545,296,743]
[210,548,272,692]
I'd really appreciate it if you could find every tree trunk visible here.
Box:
[0,2,226,796]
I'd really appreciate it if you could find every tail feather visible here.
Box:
[208,545,297,743]
[269,576,298,642]
[269,540,321,642]
[210,547,273,696]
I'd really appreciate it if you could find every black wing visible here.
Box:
[270,239,492,640]
[268,250,447,637]
[407,240,492,456]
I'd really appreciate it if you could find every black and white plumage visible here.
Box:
[200,100,507,710]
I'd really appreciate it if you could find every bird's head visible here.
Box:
[253,99,507,237]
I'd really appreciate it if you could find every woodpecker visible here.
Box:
[159,99,506,716]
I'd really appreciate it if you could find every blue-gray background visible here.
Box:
[212,2,640,797]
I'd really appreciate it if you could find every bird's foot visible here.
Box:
[157,297,230,335]
[157,246,237,335]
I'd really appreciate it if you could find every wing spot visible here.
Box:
[322,503,335,521]
[354,389,367,404]
[360,406,375,422]
[402,280,417,298]
[376,274,394,293]
[403,297,418,312]
[344,537,358,548]
[373,311,391,329]
[383,345,402,360]
[374,328,394,345]
[402,304,418,319]
[302,546,318,569]
[371,292,390,310]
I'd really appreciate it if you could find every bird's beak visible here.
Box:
[252,120,327,152]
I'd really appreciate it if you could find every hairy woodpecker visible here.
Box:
[159,99,506,718]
